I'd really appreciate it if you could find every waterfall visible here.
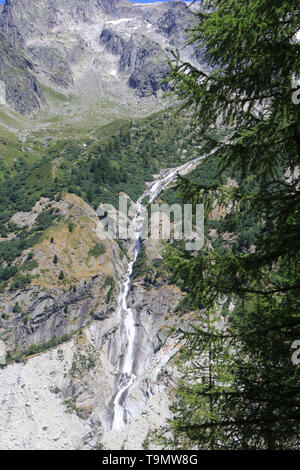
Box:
[111,154,208,430]
[111,203,144,431]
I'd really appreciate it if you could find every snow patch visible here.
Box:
[106,18,136,26]
[110,69,118,78]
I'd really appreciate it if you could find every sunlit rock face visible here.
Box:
[0,0,204,451]
[0,0,205,114]
[0,32,45,114]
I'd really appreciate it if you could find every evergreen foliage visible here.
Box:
[160,0,300,450]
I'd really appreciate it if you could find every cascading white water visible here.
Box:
[111,154,209,430]
[111,203,144,430]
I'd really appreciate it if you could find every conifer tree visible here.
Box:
[162,0,300,450]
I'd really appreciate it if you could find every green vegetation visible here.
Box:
[115,239,127,260]
[0,107,201,293]
[161,153,260,253]
[159,0,300,450]
[88,243,106,258]
[68,221,75,233]
[103,276,115,304]
[50,109,201,208]
[70,352,96,377]
[20,258,38,273]
[0,209,61,290]
[5,332,76,365]
[39,83,69,104]
[132,245,149,280]
[12,302,22,314]
[10,273,32,291]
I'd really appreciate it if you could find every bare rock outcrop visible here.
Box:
[0,32,45,114]
[0,0,206,115]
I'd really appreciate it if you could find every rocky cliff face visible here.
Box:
[0,33,45,114]
[100,29,170,97]
[100,28,126,56]
[0,0,202,450]
[0,193,126,352]
[0,193,189,450]
[0,0,122,46]
[0,0,204,115]
[27,35,86,88]
[0,311,182,450]
[119,33,170,97]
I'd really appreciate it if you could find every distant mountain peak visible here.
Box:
[0,0,205,117]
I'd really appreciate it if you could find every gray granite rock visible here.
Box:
[100,28,126,56]
[0,33,45,114]
[0,0,206,114]
[120,33,169,97]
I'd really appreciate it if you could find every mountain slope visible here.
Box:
[0,0,206,451]
[0,33,45,114]
[0,0,204,123]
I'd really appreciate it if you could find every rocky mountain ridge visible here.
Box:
[0,189,191,450]
[0,0,204,451]
[0,0,203,119]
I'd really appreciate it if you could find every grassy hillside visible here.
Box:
[0,106,203,292]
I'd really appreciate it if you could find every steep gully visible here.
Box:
[110,154,207,431]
